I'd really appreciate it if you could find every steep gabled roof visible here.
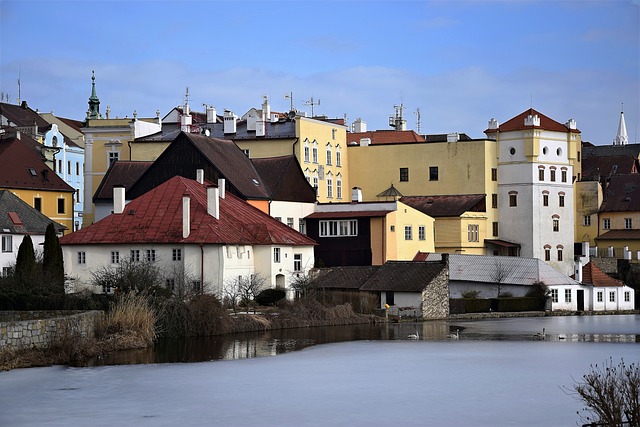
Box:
[0,101,51,129]
[310,266,382,290]
[401,194,486,217]
[599,174,640,212]
[417,253,579,286]
[60,176,316,246]
[347,130,426,145]
[93,161,153,201]
[360,261,446,292]
[0,137,74,193]
[594,229,640,241]
[582,143,640,159]
[485,108,579,134]
[0,190,66,234]
[582,155,639,181]
[252,155,316,203]
[581,262,624,287]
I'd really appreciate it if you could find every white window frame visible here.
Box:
[551,289,558,303]
[336,149,341,167]
[111,251,120,264]
[625,218,632,229]
[609,291,615,302]
[77,251,86,264]
[418,226,426,241]
[287,218,294,228]
[130,249,140,262]
[467,224,479,242]
[172,248,182,261]
[336,179,342,200]
[294,253,302,272]
[583,215,591,226]
[624,291,630,302]
[1,235,12,253]
[319,220,358,237]
[326,144,332,165]
[326,177,333,198]
[274,247,281,263]
[597,291,603,302]
[404,225,412,240]
[603,218,611,230]
[564,289,571,303]
[146,249,156,263]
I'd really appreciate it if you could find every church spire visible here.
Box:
[613,104,628,146]
[86,70,102,120]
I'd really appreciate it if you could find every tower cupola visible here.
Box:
[86,70,102,120]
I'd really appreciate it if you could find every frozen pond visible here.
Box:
[1,315,638,426]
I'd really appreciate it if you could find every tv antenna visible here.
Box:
[284,92,294,111]
[415,108,421,134]
[304,96,320,117]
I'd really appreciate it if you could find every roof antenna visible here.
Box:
[17,65,21,105]
[415,108,421,134]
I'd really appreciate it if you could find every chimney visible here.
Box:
[196,169,204,185]
[360,137,371,146]
[440,253,449,267]
[488,118,499,130]
[223,110,237,134]
[218,178,226,198]
[206,105,217,124]
[446,132,459,143]
[182,193,190,238]
[113,185,125,214]
[351,187,362,203]
[262,96,270,121]
[256,119,266,137]
[575,259,583,283]
[208,186,220,219]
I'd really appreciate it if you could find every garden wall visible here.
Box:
[0,311,102,350]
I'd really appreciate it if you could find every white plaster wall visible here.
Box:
[253,245,314,292]
[269,201,315,234]
[1,234,45,273]
[592,287,635,311]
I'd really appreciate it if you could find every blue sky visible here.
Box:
[1,0,638,145]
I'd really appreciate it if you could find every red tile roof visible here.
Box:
[60,175,316,246]
[485,108,579,134]
[347,130,426,145]
[0,137,75,192]
[581,262,624,287]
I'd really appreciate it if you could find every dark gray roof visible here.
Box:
[582,143,640,159]
[310,266,381,289]
[360,261,446,292]
[0,189,66,234]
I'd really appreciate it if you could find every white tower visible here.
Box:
[613,109,628,146]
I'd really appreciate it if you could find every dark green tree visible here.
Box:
[43,222,65,299]
[14,234,36,288]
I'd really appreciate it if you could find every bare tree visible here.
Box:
[566,357,640,426]
[225,274,267,313]
[491,259,517,298]
[290,269,319,300]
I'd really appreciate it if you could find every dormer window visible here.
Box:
[28,168,37,176]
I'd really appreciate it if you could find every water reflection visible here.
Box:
[88,315,640,367]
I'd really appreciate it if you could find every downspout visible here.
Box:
[200,243,204,294]
[128,140,132,160]
[382,215,386,264]
[291,137,299,156]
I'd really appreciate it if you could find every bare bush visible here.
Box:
[567,357,640,426]
[98,293,157,348]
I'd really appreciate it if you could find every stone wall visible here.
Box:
[422,268,450,319]
[0,311,103,350]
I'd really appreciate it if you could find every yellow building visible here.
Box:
[574,180,602,246]
[0,134,75,233]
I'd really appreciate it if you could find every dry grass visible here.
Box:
[98,293,157,347]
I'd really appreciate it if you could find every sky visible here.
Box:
[1,0,638,145]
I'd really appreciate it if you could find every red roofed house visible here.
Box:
[60,174,316,297]
[578,261,634,311]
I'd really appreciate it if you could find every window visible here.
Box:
[304,145,310,163]
[553,219,559,232]
[625,218,632,229]
[192,281,201,293]
[609,291,615,302]
[429,166,439,181]
[327,178,333,198]
[565,289,572,303]
[551,289,558,303]
[538,169,545,181]
[111,251,120,264]
[34,197,42,212]
[418,226,426,241]
[299,219,306,234]
[467,224,479,242]
[108,151,119,167]
[67,160,71,175]
[275,217,282,222]
[543,194,549,207]
[491,168,497,181]
[400,168,409,182]
[326,146,332,165]
[603,218,611,230]
[274,248,281,263]
[319,220,358,237]
[550,169,556,182]
[130,250,140,262]
[336,179,342,199]
[313,176,318,190]
[404,225,413,240]
[77,251,86,264]
[287,218,294,228]
[312,146,318,163]
[561,169,567,182]
[584,215,591,226]
[336,150,341,167]
[1,235,12,253]
[492,222,499,237]
[57,198,65,214]
[624,291,630,302]
[597,291,603,302]
[509,192,517,207]
[492,194,498,209]
[172,248,182,261]
[2,267,11,277]
[76,162,80,176]
[557,248,563,261]
[242,149,250,157]
[165,278,175,291]
[294,253,302,272]
[545,248,551,261]
[559,194,565,207]
[146,249,156,262]
[58,160,62,173]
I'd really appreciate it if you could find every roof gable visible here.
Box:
[582,262,624,287]
[0,101,50,129]
[61,176,316,247]
[252,155,316,203]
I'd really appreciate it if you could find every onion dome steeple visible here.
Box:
[86,70,102,120]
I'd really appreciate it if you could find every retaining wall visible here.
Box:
[0,311,103,350]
